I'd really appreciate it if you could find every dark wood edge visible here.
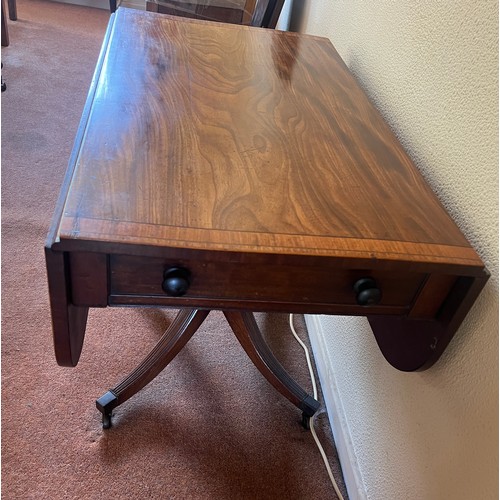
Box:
[151,3,244,23]
[368,269,490,371]
[69,252,109,306]
[51,239,486,278]
[108,294,409,316]
[45,13,117,249]
[43,18,116,364]
[45,248,89,367]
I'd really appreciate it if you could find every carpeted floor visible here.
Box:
[1,2,347,498]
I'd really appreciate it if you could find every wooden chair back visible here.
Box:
[140,0,285,29]
[249,0,285,28]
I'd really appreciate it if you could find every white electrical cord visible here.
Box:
[289,314,345,500]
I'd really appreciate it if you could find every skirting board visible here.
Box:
[305,314,366,500]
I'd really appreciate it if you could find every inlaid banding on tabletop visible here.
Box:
[58,216,482,267]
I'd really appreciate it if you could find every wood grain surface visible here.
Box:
[45,8,488,372]
[55,8,478,268]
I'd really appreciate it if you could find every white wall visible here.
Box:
[293,1,498,499]
[276,0,292,31]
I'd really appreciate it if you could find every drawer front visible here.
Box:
[109,254,426,313]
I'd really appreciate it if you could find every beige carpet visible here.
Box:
[1,1,347,498]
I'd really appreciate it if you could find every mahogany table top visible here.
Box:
[46,8,487,372]
[51,8,481,271]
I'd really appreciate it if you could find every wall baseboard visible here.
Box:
[305,314,366,500]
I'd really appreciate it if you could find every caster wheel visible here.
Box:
[301,412,311,430]
[102,413,112,429]
[96,391,118,429]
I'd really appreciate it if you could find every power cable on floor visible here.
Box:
[289,314,345,500]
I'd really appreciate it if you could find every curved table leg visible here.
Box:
[96,308,209,428]
[224,311,319,426]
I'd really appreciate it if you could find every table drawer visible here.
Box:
[109,254,426,313]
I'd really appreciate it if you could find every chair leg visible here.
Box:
[109,0,117,13]
[1,0,9,47]
[7,0,15,21]
[145,1,159,12]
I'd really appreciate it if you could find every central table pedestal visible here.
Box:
[96,309,320,429]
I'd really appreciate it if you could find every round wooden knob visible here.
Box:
[162,267,191,296]
[353,277,381,306]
